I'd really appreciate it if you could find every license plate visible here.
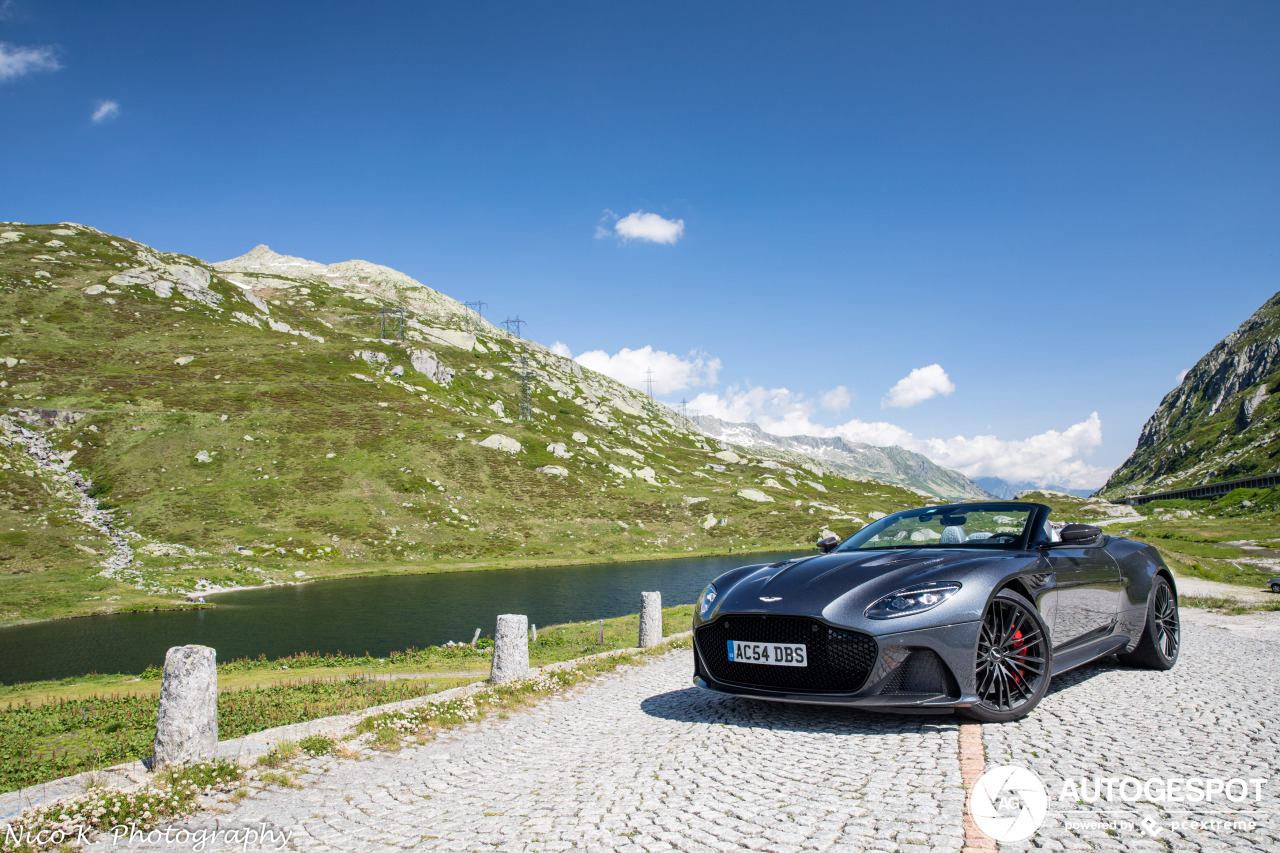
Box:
[727,640,807,667]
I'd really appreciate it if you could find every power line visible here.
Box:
[501,316,527,339]
[463,301,486,332]
[644,369,654,399]
[378,302,405,341]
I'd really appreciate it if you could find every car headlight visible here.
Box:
[698,583,718,619]
[865,583,961,619]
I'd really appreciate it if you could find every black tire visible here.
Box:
[1270,582,1280,594]
[1118,575,1179,670]
[962,589,1052,723]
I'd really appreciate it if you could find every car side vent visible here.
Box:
[879,650,959,698]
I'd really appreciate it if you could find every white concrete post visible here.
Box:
[154,645,218,768]
[490,614,529,683]
[640,591,662,648]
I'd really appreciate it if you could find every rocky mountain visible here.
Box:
[973,477,1095,500]
[0,222,928,624]
[1100,289,1280,498]
[690,415,993,501]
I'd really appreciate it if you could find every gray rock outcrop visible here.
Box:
[410,348,455,386]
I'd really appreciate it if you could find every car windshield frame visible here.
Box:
[833,502,1050,552]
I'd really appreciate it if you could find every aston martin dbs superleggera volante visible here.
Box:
[692,502,1179,721]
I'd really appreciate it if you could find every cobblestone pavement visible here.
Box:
[986,617,1280,852]
[83,611,1277,853]
[90,651,966,853]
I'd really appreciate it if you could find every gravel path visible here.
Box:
[986,613,1280,852]
[1173,574,1276,603]
[83,610,1277,852]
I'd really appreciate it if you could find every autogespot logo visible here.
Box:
[970,765,1049,843]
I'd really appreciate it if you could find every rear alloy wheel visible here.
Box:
[1271,582,1280,594]
[1119,575,1179,670]
[963,589,1051,723]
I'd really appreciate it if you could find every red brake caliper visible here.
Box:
[1010,625,1025,683]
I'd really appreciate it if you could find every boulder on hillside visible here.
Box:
[480,434,522,454]
[410,348,454,386]
[714,450,743,464]
[737,488,774,503]
[536,465,569,477]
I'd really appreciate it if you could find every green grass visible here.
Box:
[0,605,696,792]
[1180,595,1280,615]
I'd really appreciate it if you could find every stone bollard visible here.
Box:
[639,591,662,648]
[490,614,529,683]
[154,645,218,769]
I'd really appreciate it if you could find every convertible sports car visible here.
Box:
[692,502,1179,721]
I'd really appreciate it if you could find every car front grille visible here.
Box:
[695,615,877,693]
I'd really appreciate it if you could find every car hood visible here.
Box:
[712,548,1033,628]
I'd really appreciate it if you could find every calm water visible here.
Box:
[0,551,800,684]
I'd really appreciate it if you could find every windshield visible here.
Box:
[835,505,1036,551]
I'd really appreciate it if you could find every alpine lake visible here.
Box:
[0,550,801,684]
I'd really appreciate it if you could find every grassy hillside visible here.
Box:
[1100,289,1280,499]
[0,223,927,625]
[1014,488,1280,591]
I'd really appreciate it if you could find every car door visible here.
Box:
[1045,544,1123,649]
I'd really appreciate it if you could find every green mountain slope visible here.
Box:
[1100,289,1280,499]
[0,222,928,624]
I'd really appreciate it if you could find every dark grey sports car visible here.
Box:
[692,501,1179,722]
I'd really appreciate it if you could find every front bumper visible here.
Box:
[692,616,983,709]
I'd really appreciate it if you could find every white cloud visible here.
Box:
[900,413,1109,489]
[1175,368,1190,384]
[687,383,1109,488]
[574,345,719,395]
[91,99,120,123]
[820,385,852,411]
[688,385,812,429]
[550,341,573,358]
[596,209,685,244]
[881,364,955,409]
[0,43,60,81]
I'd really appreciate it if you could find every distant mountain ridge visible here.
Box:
[1100,289,1280,498]
[689,414,993,501]
[973,477,1095,500]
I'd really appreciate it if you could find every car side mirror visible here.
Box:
[816,535,839,554]
[1057,524,1104,546]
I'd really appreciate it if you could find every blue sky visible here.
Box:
[3,2,1278,488]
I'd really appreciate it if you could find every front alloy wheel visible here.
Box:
[963,589,1051,723]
